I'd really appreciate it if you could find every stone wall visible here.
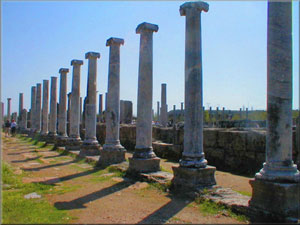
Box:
[80,124,299,176]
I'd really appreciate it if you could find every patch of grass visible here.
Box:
[160,166,173,173]
[195,198,249,222]
[147,180,171,193]
[236,190,251,197]
[2,161,71,224]
[35,158,45,164]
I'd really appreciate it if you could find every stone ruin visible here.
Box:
[3,1,300,222]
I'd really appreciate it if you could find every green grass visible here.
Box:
[2,161,71,224]
[53,184,82,195]
[195,198,249,222]
[236,190,252,197]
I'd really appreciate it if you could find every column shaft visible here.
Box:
[30,87,36,130]
[160,83,167,126]
[35,84,42,132]
[41,80,49,135]
[49,77,57,135]
[58,69,68,137]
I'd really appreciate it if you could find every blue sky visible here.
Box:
[1,1,299,116]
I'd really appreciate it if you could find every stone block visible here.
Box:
[128,157,160,173]
[79,144,101,157]
[249,179,300,218]
[97,146,126,167]
[54,136,69,147]
[203,129,218,148]
[171,165,216,193]
[65,138,83,151]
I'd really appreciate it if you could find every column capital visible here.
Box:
[180,1,209,16]
[106,37,124,47]
[59,68,69,73]
[71,60,84,66]
[51,76,57,80]
[136,22,159,34]
[85,52,100,59]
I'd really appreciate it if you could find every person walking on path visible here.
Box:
[10,120,17,136]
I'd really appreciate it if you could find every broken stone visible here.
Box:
[24,192,41,199]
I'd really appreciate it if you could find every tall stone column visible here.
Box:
[7,98,11,121]
[128,22,160,173]
[98,94,103,122]
[56,68,69,146]
[239,108,242,119]
[249,1,299,219]
[172,1,216,192]
[20,109,27,131]
[80,97,83,123]
[173,105,176,124]
[156,101,160,122]
[18,93,23,122]
[180,102,184,119]
[35,83,42,132]
[66,60,83,150]
[41,80,49,136]
[222,107,225,120]
[30,86,36,130]
[48,76,58,141]
[160,83,167,127]
[99,38,126,166]
[80,52,101,156]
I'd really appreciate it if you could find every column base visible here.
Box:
[46,132,57,144]
[54,135,69,147]
[65,137,82,151]
[249,179,300,219]
[255,162,300,183]
[97,145,126,167]
[128,157,160,174]
[39,133,49,142]
[179,155,207,168]
[79,143,101,157]
[171,165,216,193]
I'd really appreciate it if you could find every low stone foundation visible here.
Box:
[128,157,160,174]
[65,138,83,151]
[97,147,126,167]
[79,144,101,157]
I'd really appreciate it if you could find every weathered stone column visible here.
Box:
[30,86,36,130]
[98,38,126,166]
[160,83,167,127]
[80,97,83,123]
[18,93,23,122]
[41,80,49,137]
[173,105,176,124]
[222,107,225,120]
[98,94,103,122]
[7,98,11,121]
[181,102,184,118]
[239,108,242,119]
[56,68,69,146]
[20,109,27,131]
[48,76,58,141]
[172,1,216,192]
[35,83,42,132]
[156,101,160,122]
[128,22,160,173]
[249,1,299,219]
[67,92,71,135]
[80,52,101,156]
[66,60,83,150]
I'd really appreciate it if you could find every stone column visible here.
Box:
[216,107,219,122]
[67,92,71,135]
[98,39,126,166]
[80,97,83,123]
[7,98,11,121]
[128,22,160,173]
[56,68,69,146]
[105,92,108,111]
[209,106,212,126]
[246,108,249,120]
[1,102,4,126]
[80,52,101,156]
[66,60,83,150]
[30,86,36,130]
[98,94,103,121]
[181,102,184,119]
[222,107,225,120]
[20,109,27,131]
[41,80,49,137]
[35,83,42,132]
[156,101,160,122]
[48,76,58,140]
[173,105,176,124]
[239,108,242,119]
[249,1,299,219]
[172,1,216,192]
[19,93,23,122]
[160,83,167,127]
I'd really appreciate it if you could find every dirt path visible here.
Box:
[2,135,249,224]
